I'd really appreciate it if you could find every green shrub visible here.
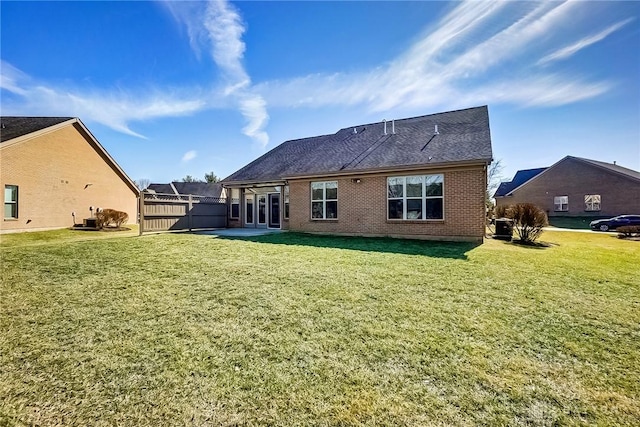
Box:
[504,203,548,244]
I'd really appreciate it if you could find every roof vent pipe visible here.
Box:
[353,127,357,134]
[392,120,395,134]
[383,119,387,135]
[434,124,439,135]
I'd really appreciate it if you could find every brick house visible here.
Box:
[221,106,493,242]
[494,156,640,217]
[1,117,139,233]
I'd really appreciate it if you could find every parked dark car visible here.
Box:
[590,215,640,231]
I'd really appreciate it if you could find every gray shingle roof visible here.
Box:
[147,182,224,198]
[223,106,493,183]
[494,168,547,198]
[0,116,74,143]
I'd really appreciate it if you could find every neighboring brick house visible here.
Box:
[146,182,225,198]
[221,106,493,242]
[494,156,640,217]
[1,117,139,233]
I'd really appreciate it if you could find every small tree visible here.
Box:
[134,178,150,191]
[486,159,504,205]
[181,175,204,183]
[507,203,548,244]
[204,171,220,183]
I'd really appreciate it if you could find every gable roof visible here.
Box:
[1,117,75,143]
[147,182,224,198]
[494,156,640,198]
[223,106,493,184]
[493,168,547,198]
[574,157,640,181]
[0,116,139,195]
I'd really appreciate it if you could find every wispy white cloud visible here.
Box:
[0,61,29,95]
[204,0,269,147]
[0,0,625,143]
[0,66,207,138]
[165,0,269,148]
[255,1,619,114]
[182,150,197,162]
[537,18,634,65]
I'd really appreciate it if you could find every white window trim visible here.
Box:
[230,188,240,219]
[584,194,601,212]
[283,185,290,220]
[554,195,569,212]
[244,195,254,224]
[387,175,444,221]
[311,181,338,220]
[4,185,18,220]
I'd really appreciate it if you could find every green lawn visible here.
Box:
[547,216,604,230]
[1,229,639,426]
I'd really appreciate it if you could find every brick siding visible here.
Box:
[1,123,138,233]
[495,157,640,217]
[287,165,487,242]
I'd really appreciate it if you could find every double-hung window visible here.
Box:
[388,174,443,220]
[584,194,601,211]
[311,181,337,219]
[283,185,290,219]
[230,188,240,218]
[554,195,568,212]
[4,185,18,219]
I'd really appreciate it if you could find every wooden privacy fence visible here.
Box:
[139,192,227,234]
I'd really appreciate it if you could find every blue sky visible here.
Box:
[2,1,639,185]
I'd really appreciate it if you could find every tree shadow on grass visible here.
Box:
[493,237,557,250]
[216,232,480,259]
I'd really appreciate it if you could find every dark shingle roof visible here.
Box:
[146,183,175,194]
[494,168,547,198]
[223,106,493,183]
[147,182,224,198]
[0,116,74,143]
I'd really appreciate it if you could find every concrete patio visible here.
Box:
[196,228,284,237]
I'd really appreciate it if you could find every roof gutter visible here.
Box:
[281,159,492,181]
[221,180,287,188]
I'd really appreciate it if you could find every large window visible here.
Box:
[388,175,443,220]
[230,188,240,218]
[554,195,568,212]
[584,194,601,211]
[283,185,290,219]
[4,185,18,219]
[311,181,337,219]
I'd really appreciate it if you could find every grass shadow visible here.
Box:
[493,237,556,249]
[216,232,480,259]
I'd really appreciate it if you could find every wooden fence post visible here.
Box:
[188,194,193,232]
[138,194,144,236]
